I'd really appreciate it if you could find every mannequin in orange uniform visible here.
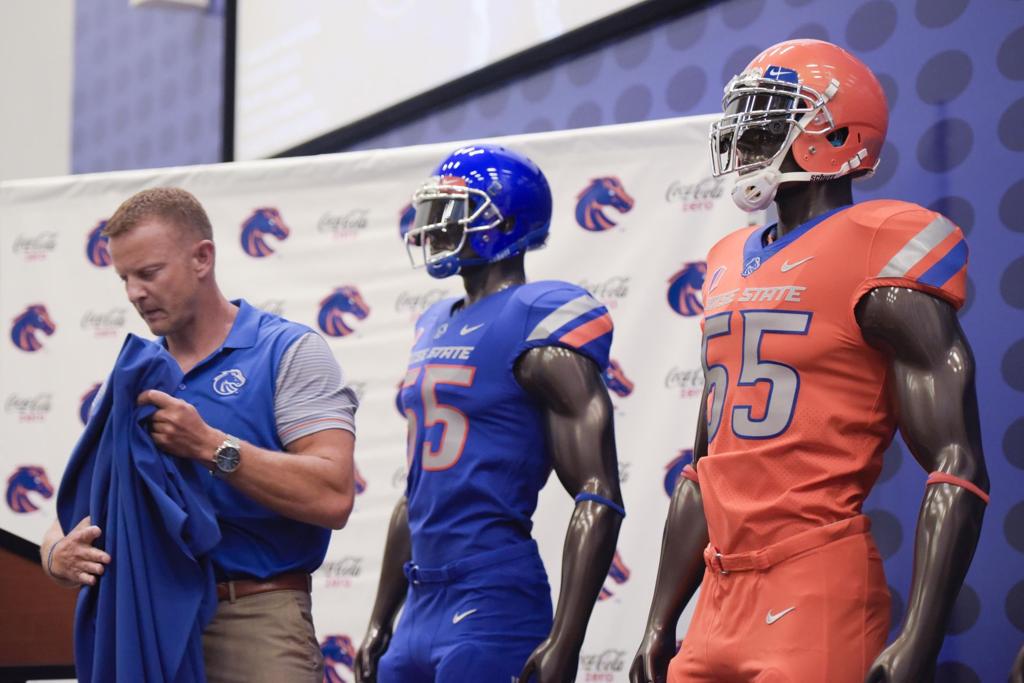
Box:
[630,39,988,683]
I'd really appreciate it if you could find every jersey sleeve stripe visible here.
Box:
[917,239,968,288]
[558,312,613,348]
[876,215,957,278]
[526,294,604,342]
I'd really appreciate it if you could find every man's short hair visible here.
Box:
[103,187,214,242]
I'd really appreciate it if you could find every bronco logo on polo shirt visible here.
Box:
[212,369,246,396]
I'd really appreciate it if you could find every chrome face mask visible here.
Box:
[404,179,503,273]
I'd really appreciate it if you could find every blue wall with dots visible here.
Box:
[71,0,1022,679]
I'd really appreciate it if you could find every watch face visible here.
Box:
[216,446,241,473]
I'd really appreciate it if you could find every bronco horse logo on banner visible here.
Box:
[598,550,631,601]
[11,304,56,352]
[667,262,707,317]
[603,359,635,398]
[318,287,371,338]
[241,208,291,258]
[575,177,635,232]
[664,449,695,497]
[85,220,111,267]
[321,634,357,683]
[6,466,54,513]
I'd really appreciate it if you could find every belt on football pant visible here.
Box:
[704,514,871,574]
[403,539,538,585]
[216,570,312,602]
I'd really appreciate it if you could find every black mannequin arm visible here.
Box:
[857,287,988,682]
[629,387,711,683]
[514,345,623,683]
[355,497,411,683]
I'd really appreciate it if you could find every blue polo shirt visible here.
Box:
[174,300,332,580]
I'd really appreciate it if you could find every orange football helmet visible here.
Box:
[710,39,889,211]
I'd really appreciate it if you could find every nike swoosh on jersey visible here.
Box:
[460,323,485,335]
[765,606,796,624]
[780,256,814,272]
[452,608,478,624]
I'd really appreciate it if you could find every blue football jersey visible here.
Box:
[400,280,613,567]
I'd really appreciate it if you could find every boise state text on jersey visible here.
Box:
[400,281,612,567]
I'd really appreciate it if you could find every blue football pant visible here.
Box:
[378,541,552,683]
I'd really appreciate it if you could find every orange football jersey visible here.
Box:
[696,199,967,554]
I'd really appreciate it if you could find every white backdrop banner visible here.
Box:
[0,115,760,682]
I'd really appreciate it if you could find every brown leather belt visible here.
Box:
[216,571,311,602]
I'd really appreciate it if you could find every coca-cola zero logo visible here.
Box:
[12,232,58,261]
[579,649,627,681]
[80,308,127,337]
[665,366,704,399]
[665,177,726,212]
[395,289,450,321]
[5,393,53,422]
[318,210,370,240]
[318,556,365,589]
[577,276,630,309]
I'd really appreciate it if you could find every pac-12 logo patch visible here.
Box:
[321,634,356,683]
[603,359,635,398]
[213,369,246,396]
[11,304,56,352]
[318,286,371,338]
[667,262,706,317]
[85,220,111,267]
[575,177,635,232]
[599,550,631,601]
[664,449,694,497]
[6,465,54,513]
[241,208,291,258]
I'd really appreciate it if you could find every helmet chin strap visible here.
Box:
[730,149,870,212]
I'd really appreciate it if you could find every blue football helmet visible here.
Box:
[404,143,552,278]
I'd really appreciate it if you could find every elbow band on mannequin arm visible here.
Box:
[574,492,626,518]
[926,471,990,504]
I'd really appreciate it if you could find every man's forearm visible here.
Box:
[222,436,355,529]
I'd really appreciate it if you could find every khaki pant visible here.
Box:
[203,590,323,683]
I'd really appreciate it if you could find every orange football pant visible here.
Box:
[668,515,890,683]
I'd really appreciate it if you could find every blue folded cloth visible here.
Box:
[57,334,221,682]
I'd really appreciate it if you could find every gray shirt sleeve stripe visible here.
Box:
[274,332,359,445]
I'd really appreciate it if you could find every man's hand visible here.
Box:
[46,516,110,587]
[138,389,220,463]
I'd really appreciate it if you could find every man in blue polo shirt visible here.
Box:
[41,187,358,682]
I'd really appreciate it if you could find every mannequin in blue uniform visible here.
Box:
[355,144,624,683]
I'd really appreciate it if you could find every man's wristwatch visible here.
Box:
[212,435,242,478]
